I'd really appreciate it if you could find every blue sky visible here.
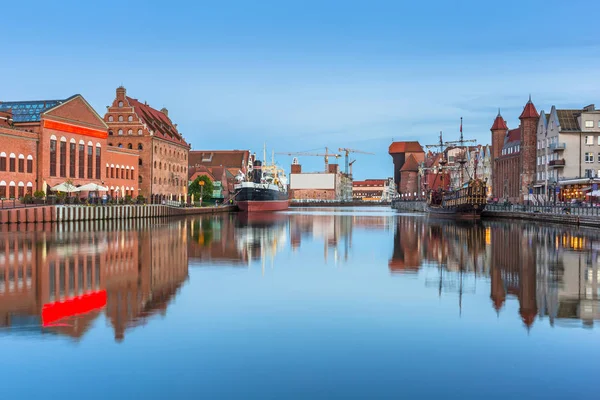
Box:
[2,0,600,179]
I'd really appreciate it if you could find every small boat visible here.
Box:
[234,145,289,212]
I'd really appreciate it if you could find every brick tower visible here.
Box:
[519,96,539,203]
[490,110,508,199]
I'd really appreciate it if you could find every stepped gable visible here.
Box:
[126,97,186,145]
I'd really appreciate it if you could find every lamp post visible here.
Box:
[199,180,205,207]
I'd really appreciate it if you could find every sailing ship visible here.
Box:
[234,145,290,212]
[423,119,488,220]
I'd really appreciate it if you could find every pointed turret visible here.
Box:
[490,109,509,198]
[491,110,508,131]
[519,95,539,120]
[519,96,539,202]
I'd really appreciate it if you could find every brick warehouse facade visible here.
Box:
[104,87,190,201]
[0,94,138,199]
[490,97,539,203]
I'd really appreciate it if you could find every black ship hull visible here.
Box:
[235,186,289,212]
[425,203,485,220]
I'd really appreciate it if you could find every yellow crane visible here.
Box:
[275,147,341,172]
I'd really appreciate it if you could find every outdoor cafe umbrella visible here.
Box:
[50,182,79,193]
[77,183,108,192]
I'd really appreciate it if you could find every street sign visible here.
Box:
[593,183,598,191]
[556,187,560,193]
[529,188,533,194]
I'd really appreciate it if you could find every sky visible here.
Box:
[2,0,600,179]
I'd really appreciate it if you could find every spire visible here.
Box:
[497,108,501,117]
[491,112,508,131]
[519,95,539,119]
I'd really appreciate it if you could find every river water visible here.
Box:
[1,207,599,399]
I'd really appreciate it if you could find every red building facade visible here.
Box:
[104,87,190,202]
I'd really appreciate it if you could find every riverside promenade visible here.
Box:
[0,204,236,225]
[391,199,600,228]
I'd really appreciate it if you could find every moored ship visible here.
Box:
[234,149,289,212]
[423,120,488,220]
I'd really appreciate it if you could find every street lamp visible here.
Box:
[199,180,205,207]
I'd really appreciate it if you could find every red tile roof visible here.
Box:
[519,98,539,119]
[491,113,508,130]
[353,179,387,187]
[189,165,215,181]
[189,150,249,170]
[400,154,420,171]
[506,128,521,143]
[126,97,188,146]
[389,141,424,154]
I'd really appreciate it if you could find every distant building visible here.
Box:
[289,162,350,201]
[188,150,250,197]
[388,141,425,198]
[491,97,538,203]
[352,178,395,201]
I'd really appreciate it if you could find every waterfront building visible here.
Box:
[490,97,538,203]
[188,150,250,198]
[388,141,425,197]
[0,94,139,199]
[289,162,351,201]
[104,87,189,202]
[352,178,395,201]
[534,104,600,202]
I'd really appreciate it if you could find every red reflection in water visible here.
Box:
[42,290,107,327]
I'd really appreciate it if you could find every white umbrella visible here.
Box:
[78,183,109,192]
[51,182,79,193]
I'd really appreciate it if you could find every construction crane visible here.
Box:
[349,159,356,177]
[275,147,341,172]
[338,148,375,177]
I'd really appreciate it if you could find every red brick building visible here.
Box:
[104,87,189,202]
[388,141,425,196]
[0,94,140,199]
[0,111,38,198]
[491,98,539,203]
[188,150,250,195]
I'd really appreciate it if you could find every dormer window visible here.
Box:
[202,152,213,162]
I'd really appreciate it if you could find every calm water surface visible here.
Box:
[1,207,599,399]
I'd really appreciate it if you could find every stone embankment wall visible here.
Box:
[482,209,600,228]
[0,205,235,224]
[391,200,426,212]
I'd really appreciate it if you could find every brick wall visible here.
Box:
[105,147,139,198]
[0,128,38,198]
[290,189,336,200]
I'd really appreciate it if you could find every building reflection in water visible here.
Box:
[389,216,600,329]
[0,219,189,341]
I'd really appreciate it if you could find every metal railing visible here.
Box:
[549,142,566,150]
[485,203,600,216]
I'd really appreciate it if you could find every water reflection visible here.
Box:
[389,216,600,328]
[1,210,599,344]
[0,220,188,341]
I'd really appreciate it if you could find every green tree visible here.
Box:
[188,175,214,203]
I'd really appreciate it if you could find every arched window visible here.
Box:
[118,143,123,148]
[108,130,113,136]
[138,143,143,150]
[49,138,57,176]
[138,129,143,135]
[128,115,133,122]
[128,143,133,149]
[118,101,123,107]
[108,116,114,122]
[138,175,142,184]
[154,161,156,168]
[118,115,123,122]
[118,129,123,135]
[128,129,133,135]
[159,162,162,170]
[139,158,142,166]
[154,177,157,184]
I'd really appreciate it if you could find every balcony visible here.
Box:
[549,159,565,168]
[549,142,566,151]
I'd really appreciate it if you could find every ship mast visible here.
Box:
[444,117,476,188]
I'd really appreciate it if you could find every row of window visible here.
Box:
[110,143,143,150]
[583,152,600,163]
[0,153,33,173]
[49,137,100,179]
[536,171,559,181]
[108,115,134,123]
[501,145,520,156]
[154,145,187,161]
[153,161,186,173]
[105,165,136,180]
[584,120,600,129]
[537,136,559,149]
[537,154,561,165]
[109,129,143,136]
[0,181,34,199]
[585,135,600,145]
[153,177,185,187]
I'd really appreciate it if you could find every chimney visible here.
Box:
[161,107,169,116]
[116,86,126,99]
[584,104,595,112]
[291,164,302,173]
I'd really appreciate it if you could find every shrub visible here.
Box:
[33,190,45,199]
